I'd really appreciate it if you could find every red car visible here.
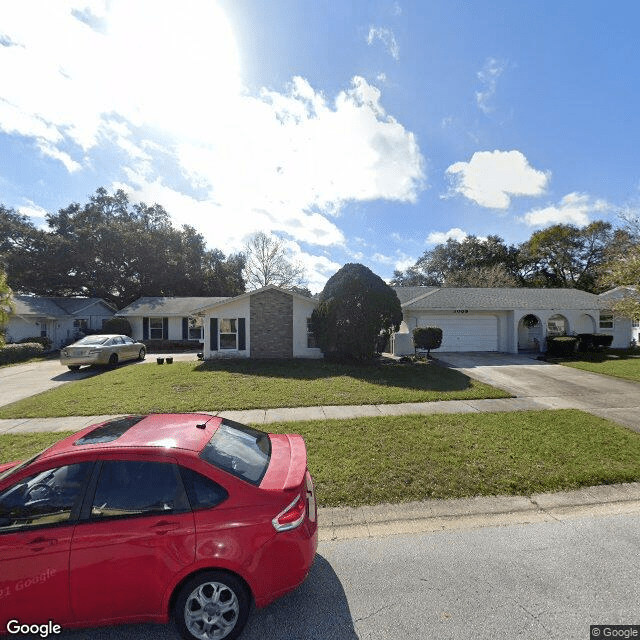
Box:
[0,414,318,640]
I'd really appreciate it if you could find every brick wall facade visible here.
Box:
[250,289,293,358]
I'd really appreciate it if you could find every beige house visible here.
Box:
[117,286,322,359]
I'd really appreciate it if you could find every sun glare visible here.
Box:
[102,0,242,136]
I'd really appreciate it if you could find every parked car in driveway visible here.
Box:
[59,334,146,370]
[0,413,318,640]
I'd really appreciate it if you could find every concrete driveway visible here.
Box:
[435,352,640,431]
[0,353,200,408]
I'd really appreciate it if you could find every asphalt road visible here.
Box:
[44,508,640,640]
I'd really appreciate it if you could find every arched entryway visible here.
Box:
[575,313,596,334]
[518,314,543,351]
[547,314,569,336]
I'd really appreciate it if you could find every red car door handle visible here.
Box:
[151,521,179,534]
[28,536,57,547]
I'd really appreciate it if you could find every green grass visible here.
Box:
[3,410,639,508]
[551,348,640,383]
[0,358,510,418]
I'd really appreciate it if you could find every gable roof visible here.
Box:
[11,296,115,318]
[116,297,230,317]
[394,287,600,310]
[191,285,318,313]
[598,286,639,306]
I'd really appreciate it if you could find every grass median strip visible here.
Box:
[552,349,640,383]
[0,358,509,418]
[2,410,639,508]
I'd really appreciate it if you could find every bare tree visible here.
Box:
[242,232,307,290]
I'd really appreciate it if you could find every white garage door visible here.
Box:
[418,314,498,352]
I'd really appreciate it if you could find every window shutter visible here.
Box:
[210,318,218,350]
[238,318,246,350]
[182,317,188,340]
[163,317,169,340]
[143,317,149,340]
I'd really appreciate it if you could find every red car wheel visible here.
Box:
[174,570,250,640]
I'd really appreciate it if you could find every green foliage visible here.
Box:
[412,326,443,356]
[311,263,403,361]
[546,335,578,357]
[0,269,12,346]
[0,189,246,307]
[100,317,132,336]
[392,222,622,293]
[17,336,53,350]
[0,343,44,365]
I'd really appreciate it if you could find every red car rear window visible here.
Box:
[199,420,271,485]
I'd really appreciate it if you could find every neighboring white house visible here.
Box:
[117,286,322,359]
[4,297,116,349]
[390,287,605,355]
[598,286,640,348]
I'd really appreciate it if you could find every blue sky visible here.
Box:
[1,1,639,292]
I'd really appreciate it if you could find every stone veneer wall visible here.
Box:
[250,289,293,358]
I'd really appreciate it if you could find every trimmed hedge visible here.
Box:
[546,336,578,357]
[143,340,202,353]
[100,317,132,336]
[577,333,614,352]
[0,342,44,365]
[18,336,53,351]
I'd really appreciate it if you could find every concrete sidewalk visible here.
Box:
[2,391,638,434]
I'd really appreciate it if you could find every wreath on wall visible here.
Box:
[522,314,539,328]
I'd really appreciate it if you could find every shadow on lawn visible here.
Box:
[551,348,640,364]
[192,357,476,392]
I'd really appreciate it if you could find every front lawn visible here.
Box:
[0,358,510,418]
[551,348,640,383]
[2,410,639,507]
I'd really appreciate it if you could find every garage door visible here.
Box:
[418,314,498,352]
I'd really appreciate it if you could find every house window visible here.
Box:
[74,319,88,331]
[547,315,567,336]
[149,317,164,340]
[599,311,614,329]
[219,318,237,349]
[306,317,316,348]
[632,318,639,329]
[188,316,203,340]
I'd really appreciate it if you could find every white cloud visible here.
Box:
[522,192,611,227]
[475,58,506,114]
[426,228,468,244]
[17,200,47,219]
[446,150,550,209]
[367,26,399,60]
[0,1,425,271]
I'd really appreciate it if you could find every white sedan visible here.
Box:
[60,334,146,371]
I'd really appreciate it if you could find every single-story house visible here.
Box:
[117,286,322,359]
[598,286,640,348]
[3,296,116,349]
[390,287,610,355]
[116,296,228,344]
[115,285,639,358]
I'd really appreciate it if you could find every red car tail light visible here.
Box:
[272,494,306,532]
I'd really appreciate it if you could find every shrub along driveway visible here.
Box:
[436,352,640,432]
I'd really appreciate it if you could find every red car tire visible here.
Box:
[174,570,251,640]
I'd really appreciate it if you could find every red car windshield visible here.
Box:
[200,420,271,485]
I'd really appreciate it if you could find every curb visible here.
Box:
[318,482,640,541]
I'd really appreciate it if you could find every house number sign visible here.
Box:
[454,310,469,314]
